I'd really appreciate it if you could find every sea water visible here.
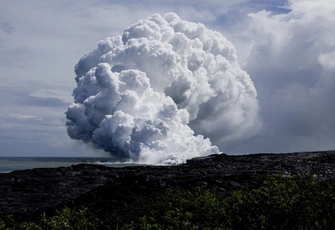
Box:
[0,157,140,174]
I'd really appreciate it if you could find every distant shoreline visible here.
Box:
[0,156,145,174]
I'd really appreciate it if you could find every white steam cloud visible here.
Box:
[65,13,259,164]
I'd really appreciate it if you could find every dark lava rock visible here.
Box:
[1,151,335,221]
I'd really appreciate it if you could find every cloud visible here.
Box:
[1,0,260,158]
[66,12,260,164]
[0,86,69,108]
[6,113,42,120]
[0,21,14,34]
[0,85,73,156]
[231,0,335,153]
[5,0,333,159]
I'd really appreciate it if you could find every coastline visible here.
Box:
[0,157,144,174]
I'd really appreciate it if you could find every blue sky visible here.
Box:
[1,0,334,157]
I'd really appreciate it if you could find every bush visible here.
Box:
[116,174,335,230]
[1,174,335,230]
[224,174,335,229]
[0,220,6,229]
[0,207,99,230]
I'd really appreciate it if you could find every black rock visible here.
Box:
[1,151,335,221]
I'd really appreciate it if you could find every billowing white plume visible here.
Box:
[66,13,259,164]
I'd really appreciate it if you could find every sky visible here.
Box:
[0,0,334,158]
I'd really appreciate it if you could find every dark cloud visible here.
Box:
[24,95,69,108]
[0,21,14,34]
[227,0,335,154]
[0,86,69,108]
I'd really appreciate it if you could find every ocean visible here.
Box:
[0,157,141,174]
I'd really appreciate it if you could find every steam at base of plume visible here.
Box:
[65,12,259,164]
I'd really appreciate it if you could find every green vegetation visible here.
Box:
[0,207,99,230]
[1,174,335,230]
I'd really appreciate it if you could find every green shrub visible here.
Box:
[1,174,335,230]
[224,174,335,230]
[116,174,335,230]
[41,207,99,230]
[0,207,99,230]
[0,220,6,230]
[17,222,43,230]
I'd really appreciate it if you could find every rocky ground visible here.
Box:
[1,151,335,222]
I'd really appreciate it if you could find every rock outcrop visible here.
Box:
[1,151,335,221]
